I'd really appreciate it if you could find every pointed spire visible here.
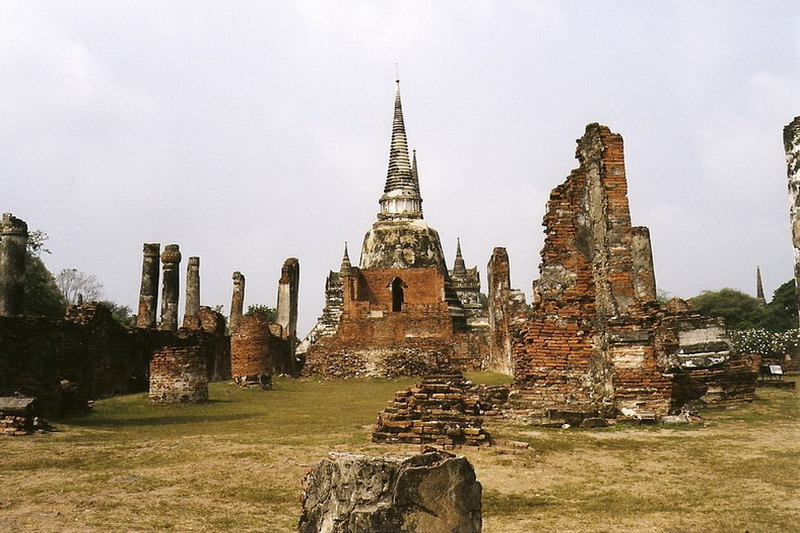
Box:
[340,242,352,274]
[378,80,423,221]
[384,80,414,192]
[756,266,766,306]
[411,149,423,217]
[453,238,467,276]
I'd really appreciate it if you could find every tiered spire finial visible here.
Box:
[340,242,352,273]
[756,266,766,306]
[453,238,467,276]
[384,81,414,193]
[378,80,423,221]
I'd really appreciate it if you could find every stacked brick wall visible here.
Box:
[670,355,758,408]
[372,373,490,447]
[230,313,272,388]
[149,346,208,403]
[303,336,451,379]
[0,304,229,414]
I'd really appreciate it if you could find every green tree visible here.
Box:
[689,288,770,330]
[20,230,66,316]
[245,304,277,322]
[22,254,67,317]
[764,279,798,331]
[98,301,134,327]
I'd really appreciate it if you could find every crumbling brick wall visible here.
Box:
[0,303,229,414]
[511,123,755,418]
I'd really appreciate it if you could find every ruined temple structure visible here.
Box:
[229,258,301,384]
[784,116,800,328]
[299,82,490,377]
[505,123,758,421]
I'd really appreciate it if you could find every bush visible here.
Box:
[730,328,800,358]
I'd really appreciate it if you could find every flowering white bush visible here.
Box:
[730,328,800,358]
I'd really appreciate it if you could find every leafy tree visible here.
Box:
[22,254,67,316]
[55,268,103,304]
[689,288,769,331]
[98,300,134,327]
[26,229,51,257]
[245,304,277,322]
[764,279,798,331]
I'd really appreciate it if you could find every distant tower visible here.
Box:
[756,266,766,306]
[784,116,800,327]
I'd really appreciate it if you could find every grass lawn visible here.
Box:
[1,374,798,532]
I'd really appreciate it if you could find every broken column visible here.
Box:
[0,213,28,317]
[276,257,299,373]
[784,116,800,327]
[159,244,181,331]
[630,226,657,302]
[230,271,245,332]
[182,256,200,328]
[486,247,526,375]
[276,257,299,338]
[136,243,160,328]
[299,450,482,533]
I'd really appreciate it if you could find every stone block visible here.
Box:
[299,451,482,533]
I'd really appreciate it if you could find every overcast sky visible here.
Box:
[2,1,798,335]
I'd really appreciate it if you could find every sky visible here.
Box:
[1,1,798,336]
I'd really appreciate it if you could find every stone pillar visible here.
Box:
[159,244,182,331]
[630,226,657,303]
[277,258,300,375]
[136,243,160,328]
[182,256,200,328]
[230,271,245,332]
[784,116,800,327]
[276,258,299,345]
[0,213,28,317]
[487,247,513,375]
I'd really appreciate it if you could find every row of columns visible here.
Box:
[136,243,200,330]
[136,243,299,338]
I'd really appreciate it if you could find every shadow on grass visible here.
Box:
[59,411,262,429]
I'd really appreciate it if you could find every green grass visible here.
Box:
[1,376,798,532]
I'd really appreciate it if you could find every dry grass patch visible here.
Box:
[0,376,797,532]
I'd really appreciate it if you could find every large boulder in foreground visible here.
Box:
[299,450,482,533]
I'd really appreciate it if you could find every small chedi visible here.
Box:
[499,123,758,421]
[299,450,482,533]
[372,372,490,447]
[149,346,208,403]
[300,82,490,377]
